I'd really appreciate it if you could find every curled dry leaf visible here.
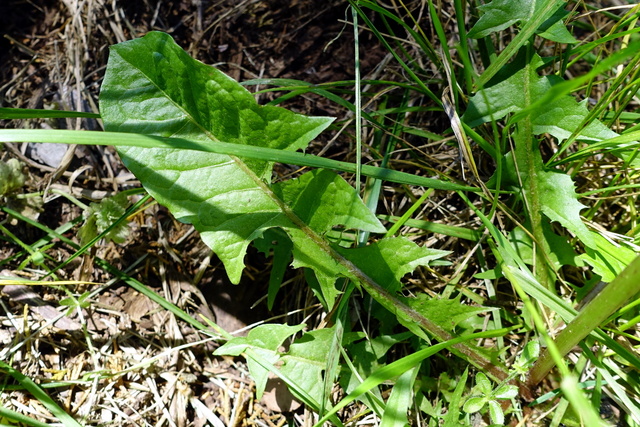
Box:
[260,376,301,413]
[1,281,81,331]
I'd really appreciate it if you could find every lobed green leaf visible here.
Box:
[99,32,452,312]
[214,323,305,398]
[536,169,595,248]
[463,54,616,143]
[468,0,576,44]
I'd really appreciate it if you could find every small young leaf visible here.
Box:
[494,384,518,400]
[29,251,45,266]
[79,193,131,245]
[59,292,92,310]
[514,341,540,368]
[523,340,540,361]
[463,396,487,414]
[513,340,540,376]
[0,158,26,196]
[487,399,505,425]
[475,372,492,395]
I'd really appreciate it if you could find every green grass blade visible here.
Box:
[428,0,453,76]
[3,204,213,335]
[476,0,565,88]
[355,0,439,66]
[560,375,608,427]
[564,27,640,70]
[599,358,640,424]
[551,130,640,166]
[0,129,478,192]
[529,255,640,386]
[454,0,475,92]
[379,215,482,241]
[313,326,516,427]
[0,406,51,427]
[353,3,363,190]
[348,0,441,104]
[383,190,433,238]
[0,361,82,427]
[0,107,100,119]
[442,367,469,426]
[244,78,425,96]
[380,365,419,427]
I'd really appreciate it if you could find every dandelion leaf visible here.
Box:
[335,237,450,293]
[579,232,637,282]
[468,0,576,44]
[99,32,448,313]
[214,324,334,404]
[214,323,305,398]
[462,54,616,142]
[279,328,336,405]
[402,293,496,333]
[536,169,595,248]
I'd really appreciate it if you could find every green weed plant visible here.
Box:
[1,0,640,425]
